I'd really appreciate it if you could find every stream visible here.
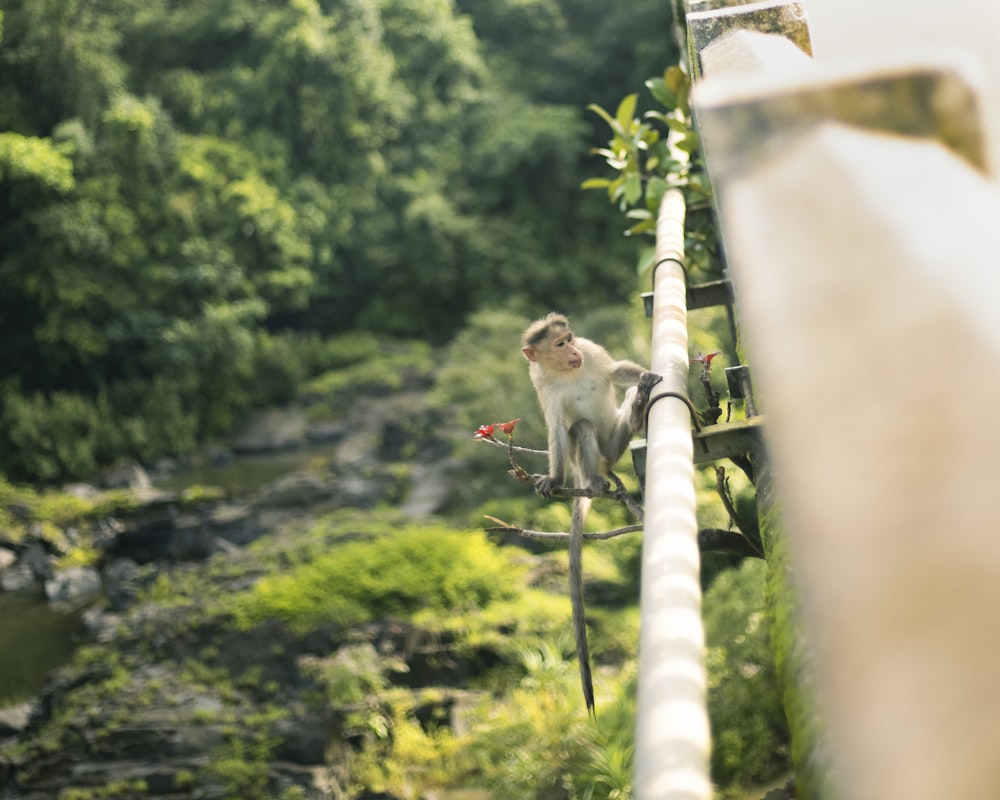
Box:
[0,443,338,707]
[0,593,88,706]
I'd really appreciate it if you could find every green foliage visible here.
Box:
[704,559,792,796]
[0,0,679,479]
[299,643,399,706]
[58,779,149,800]
[233,525,524,633]
[585,67,720,278]
[302,340,433,415]
[0,132,74,192]
[203,736,276,800]
[459,645,635,799]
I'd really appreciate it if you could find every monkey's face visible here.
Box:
[523,328,583,372]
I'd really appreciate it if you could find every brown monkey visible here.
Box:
[521,312,660,714]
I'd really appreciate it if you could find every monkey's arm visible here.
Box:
[536,418,569,497]
[610,360,648,387]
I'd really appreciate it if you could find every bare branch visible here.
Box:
[714,465,764,558]
[485,515,643,541]
[485,515,764,557]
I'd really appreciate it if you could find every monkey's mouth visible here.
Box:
[569,359,582,368]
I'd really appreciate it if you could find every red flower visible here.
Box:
[474,424,496,441]
[498,418,521,437]
[691,351,722,366]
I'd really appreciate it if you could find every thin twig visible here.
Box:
[478,437,547,457]
[714,465,764,558]
[484,515,643,541]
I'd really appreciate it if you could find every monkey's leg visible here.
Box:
[604,373,662,463]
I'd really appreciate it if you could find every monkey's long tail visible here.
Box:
[570,495,595,717]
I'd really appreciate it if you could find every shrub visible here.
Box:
[234,525,524,633]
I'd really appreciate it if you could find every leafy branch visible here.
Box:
[582,66,719,279]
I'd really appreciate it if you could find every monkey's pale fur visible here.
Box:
[521,312,657,714]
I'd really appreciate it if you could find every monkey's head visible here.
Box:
[521,313,583,372]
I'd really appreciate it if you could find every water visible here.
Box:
[0,445,338,707]
[0,592,87,706]
[157,444,337,496]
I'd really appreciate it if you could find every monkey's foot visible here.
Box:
[533,475,559,497]
[588,475,610,495]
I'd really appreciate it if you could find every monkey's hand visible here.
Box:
[631,371,664,430]
[638,371,663,396]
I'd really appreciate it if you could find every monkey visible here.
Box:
[521,312,660,715]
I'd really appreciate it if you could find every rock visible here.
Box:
[45,566,102,610]
[111,513,212,563]
[0,543,51,592]
[257,473,336,508]
[101,458,152,491]
[230,408,307,454]
[333,474,390,509]
[0,547,16,572]
[0,561,35,593]
[0,701,33,739]
[273,708,336,764]
[102,558,141,612]
[20,542,54,580]
[81,605,120,642]
[62,482,98,499]
[399,459,465,518]
[306,419,348,444]
[206,502,261,546]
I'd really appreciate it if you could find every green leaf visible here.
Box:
[625,218,655,237]
[666,117,690,134]
[636,245,657,276]
[581,177,613,191]
[664,66,687,93]
[664,66,691,115]
[645,77,677,110]
[615,93,639,133]
[645,176,668,212]
[677,131,701,154]
[586,102,616,129]
[623,171,642,206]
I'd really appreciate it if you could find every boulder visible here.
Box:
[45,566,102,610]
[0,561,35,593]
[0,701,32,739]
[256,473,336,508]
[101,459,152,491]
[230,408,307,454]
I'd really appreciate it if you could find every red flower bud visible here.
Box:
[474,424,496,441]
[498,418,520,437]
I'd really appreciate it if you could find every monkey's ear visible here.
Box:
[521,346,538,362]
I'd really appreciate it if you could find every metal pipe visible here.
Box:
[634,186,712,800]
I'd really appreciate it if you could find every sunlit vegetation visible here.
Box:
[0,0,792,796]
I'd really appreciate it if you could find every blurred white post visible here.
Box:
[634,185,711,800]
[689,3,1000,796]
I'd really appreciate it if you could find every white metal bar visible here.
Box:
[634,187,712,800]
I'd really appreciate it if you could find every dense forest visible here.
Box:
[0,0,677,483]
[0,4,797,798]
